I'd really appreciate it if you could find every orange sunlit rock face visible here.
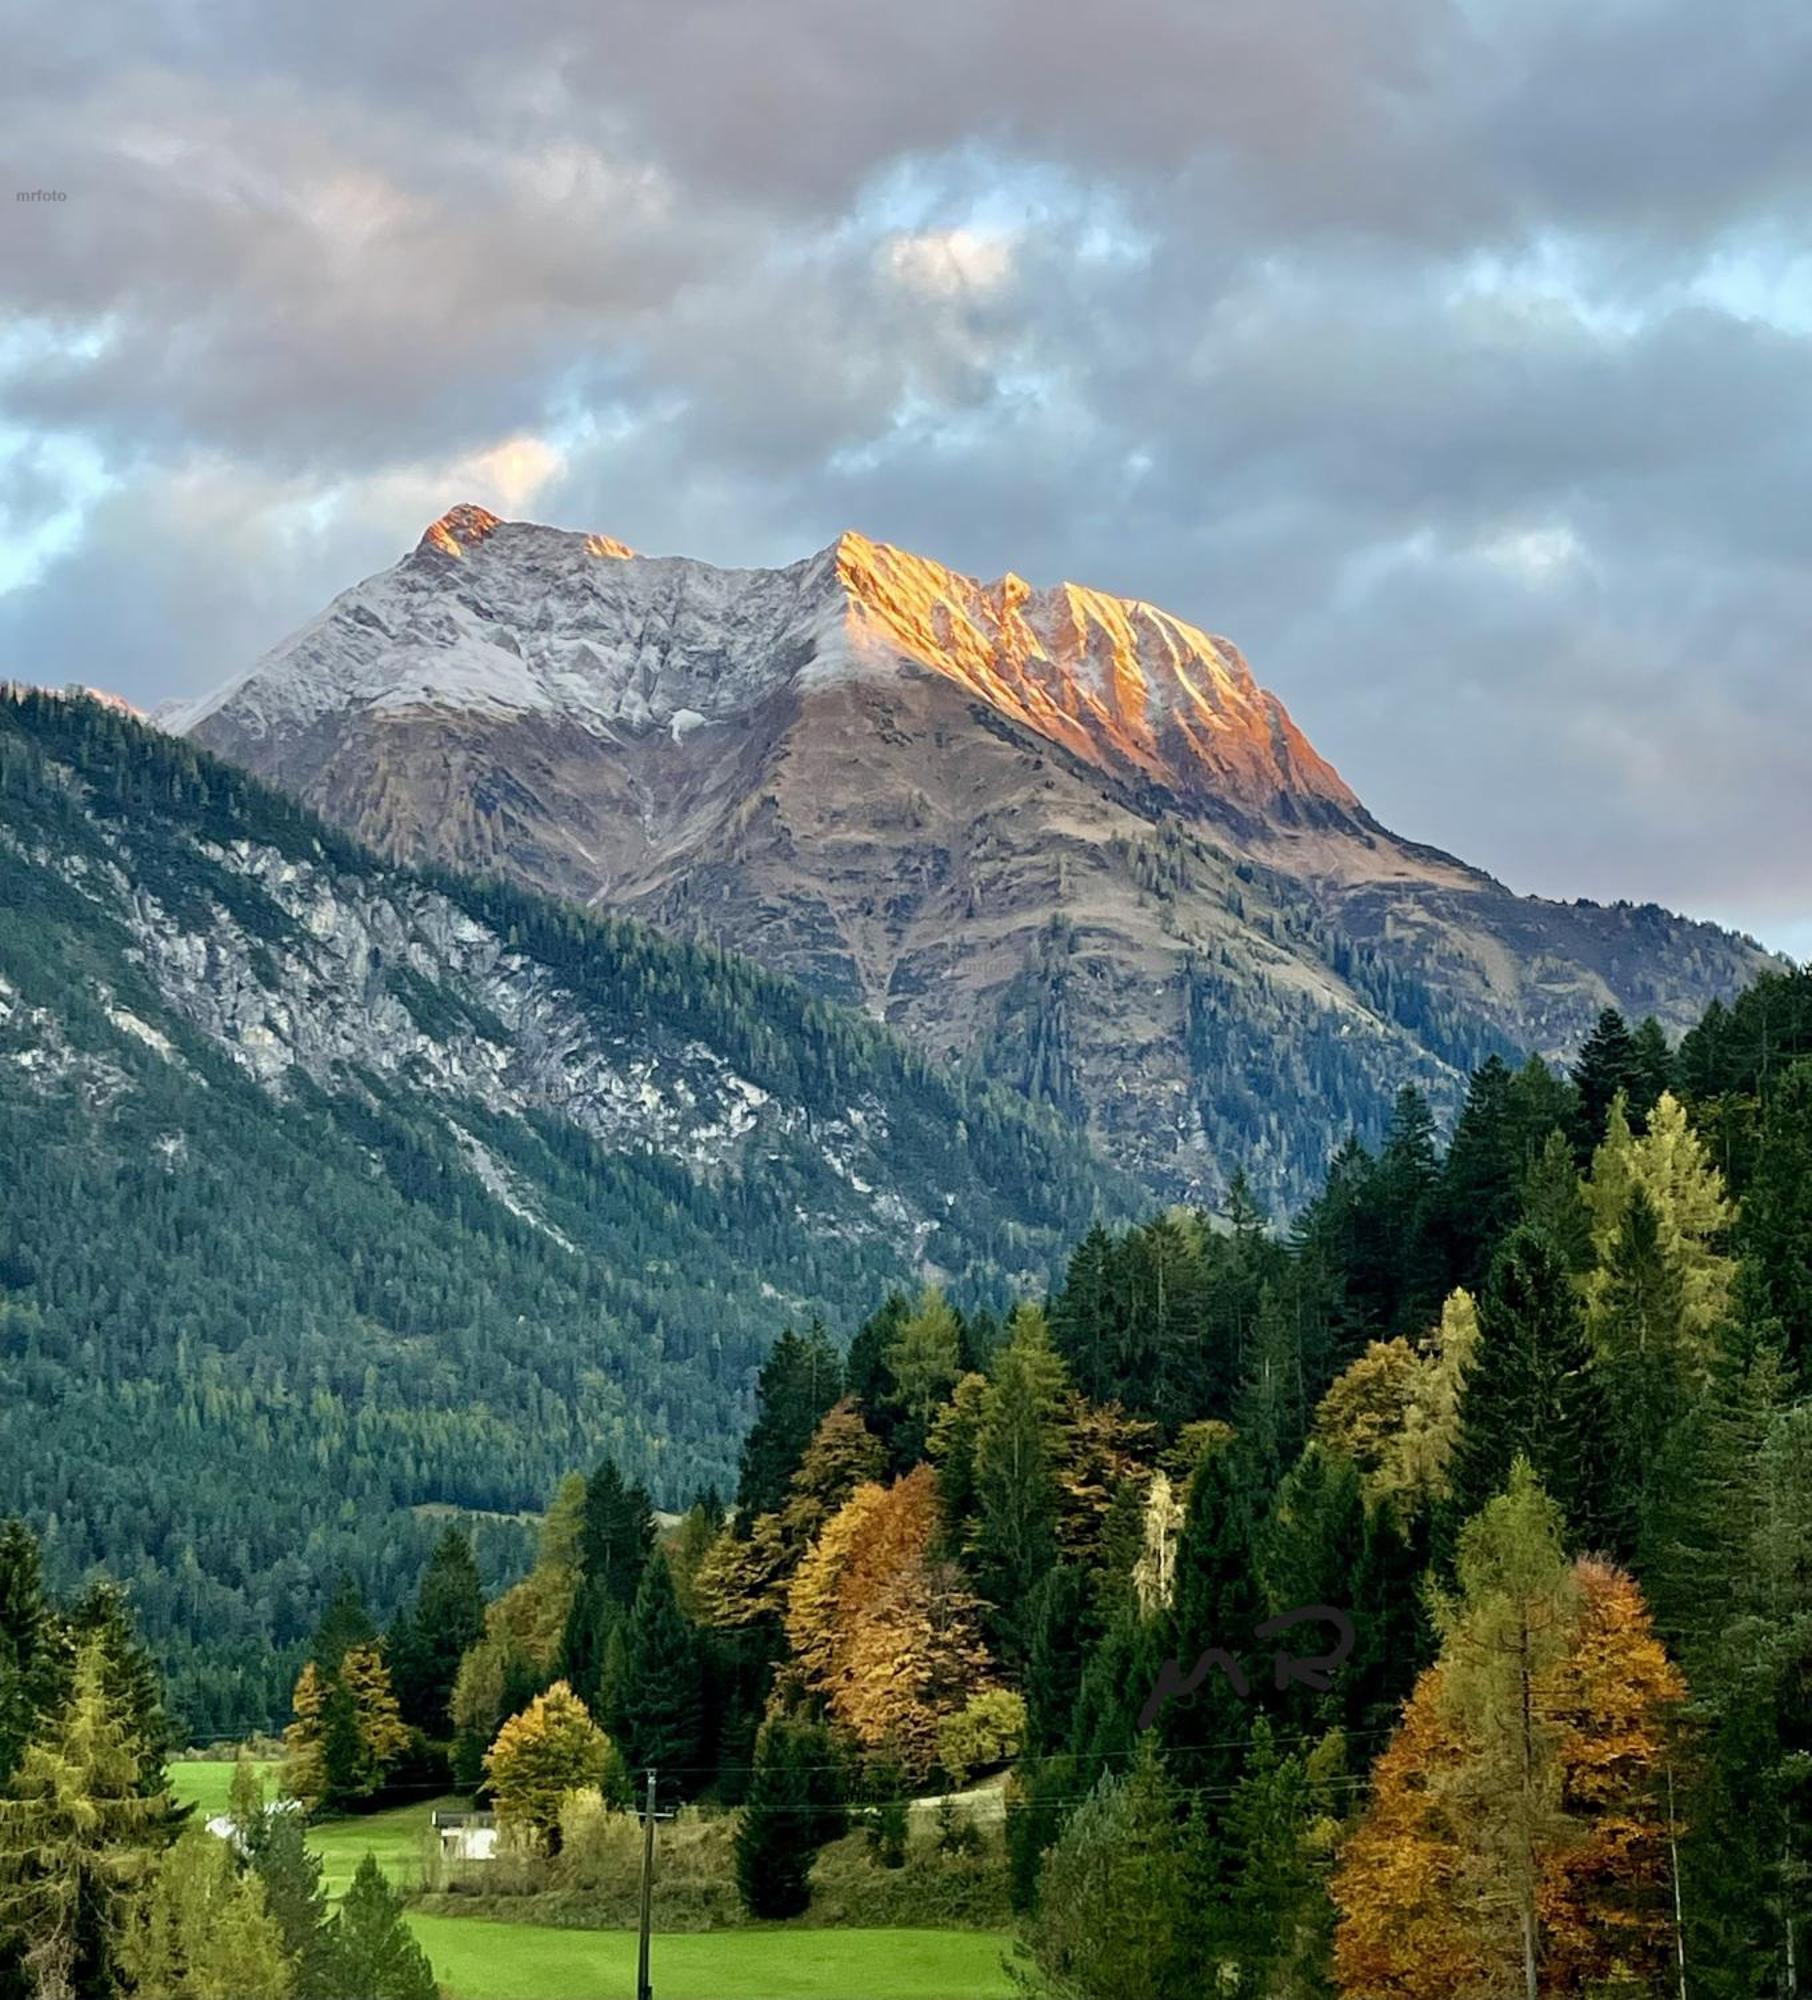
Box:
[829,529,1357,815]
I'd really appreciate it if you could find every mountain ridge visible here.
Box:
[165,509,1778,1208]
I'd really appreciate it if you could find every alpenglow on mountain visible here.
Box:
[166,504,1775,1207]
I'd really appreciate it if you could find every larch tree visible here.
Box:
[0,1640,164,2000]
[1333,1464,1685,2000]
[122,1825,289,2000]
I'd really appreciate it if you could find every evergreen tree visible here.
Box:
[1517,1128,1593,1274]
[0,1640,163,2000]
[248,1807,337,2000]
[387,1529,483,1738]
[883,1288,964,1465]
[1629,1015,1675,1124]
[0,1524,64,1790]
[1160,1448,1269,1792]
[1736,1057,1812,1369]
[733,1717,847,1919]
[576,1460,656,1610]
[1573,1006,1642,1149]
[970,1304,1069,1667]
[1448,1227,1622,1555]
[610,1553,704,1805]
[324,1856,436,2000]
[122,1825,289,2000]
[1019,1742,1189,2000]
[843,1292,912,1440]
[308,1576,375,1679]
[735,1323,843,1519]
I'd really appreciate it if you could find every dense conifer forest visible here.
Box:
[4,691,1812,1994]
[0,691,1118,1737]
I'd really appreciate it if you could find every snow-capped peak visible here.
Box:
[161,510,1355,813]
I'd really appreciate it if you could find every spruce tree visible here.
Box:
[609,1553,704,1805]
[736,1323,843,1519]
[0,1522,64,1788]
[387,1529,483,1737]
[1573,1006,1641,1149]
[970,1304,1068,1667]
[577,1460,655,1610]
[1448,1226,1623,1555]
[308,1575,375,1678]
[324,1855,437,2000]
[249,1806,337,2000]
[734,1717,846,1918]
[1160,1448,1268,1793]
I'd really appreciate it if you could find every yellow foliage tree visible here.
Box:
[785,1466,994,1780]
[1315,1289,1479,1513]
[1334,1478,1685,1999]
[339,1642,409,1780]
[278,1661,328,1808]
[1583,1091,1735,1350]
[484,1680,612,1854]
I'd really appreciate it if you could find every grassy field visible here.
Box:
[170,1763,449,1898]
[407,1918,1017,2000]
[171,1766,1016,1998]
[167,1758,277,1819]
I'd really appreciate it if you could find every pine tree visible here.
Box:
[610,1553,704,1805]
[1735,1056,1812,1370]
[324,1856,436,2000]
[734,1717,847,1919]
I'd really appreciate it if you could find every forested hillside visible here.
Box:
[242,970,1811,1996]
[0,690,1118,1736]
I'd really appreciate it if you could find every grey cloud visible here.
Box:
[2,0,1809,955]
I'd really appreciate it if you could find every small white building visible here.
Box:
[431,1808,498,1862]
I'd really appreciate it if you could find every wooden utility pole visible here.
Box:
[636,1768,663,2000]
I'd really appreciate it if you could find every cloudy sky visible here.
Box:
[4,0,1809,956]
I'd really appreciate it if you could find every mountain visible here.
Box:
[0,687,1115,1730]
[165,506,1776,1208]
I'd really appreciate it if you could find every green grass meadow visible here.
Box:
[170,1767,1017,1998]
[407,1917,1017,2000]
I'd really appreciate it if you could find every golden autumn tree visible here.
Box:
[1316,1288,1479,1513]
[1583,1091,1735,1350]
[484,1680,612,1853]
[785,1465,993,1780]
[278,1660,328,1808]
[1334,1463,1685,2000]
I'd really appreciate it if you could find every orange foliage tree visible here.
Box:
[1334,1543,1685,1998]
[785,1465,993,1780]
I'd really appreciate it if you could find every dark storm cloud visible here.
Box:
[2,0,1809,950]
